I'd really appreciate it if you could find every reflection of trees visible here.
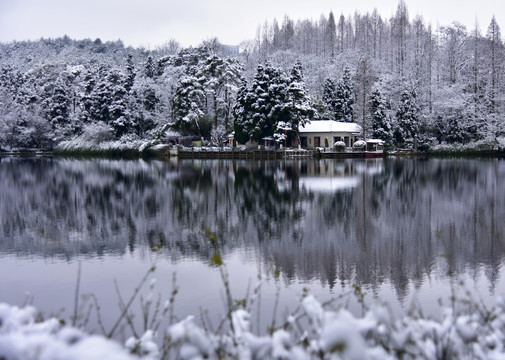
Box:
[259,158,505,300]
[1,157,504,301]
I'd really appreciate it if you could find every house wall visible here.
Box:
[299,132,359,149]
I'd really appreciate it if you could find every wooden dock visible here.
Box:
[176,149,315,159]
[174,148,373,159]
[0,150,53,157]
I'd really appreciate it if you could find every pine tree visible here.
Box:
[233,63,289,143]
[172,76,205,137]
[232,80,252,144]
[125,54,136,93]
[264,62,290,139]
[44,76,70,128]
[394,90,419,147]
[334,66,354,122]
[80,67,97,123]
[445,114,465,143]
[371,88,392,146]
[286,61,315,144]
[323,78,337,118]
[108,70,132,137]
[92,65,114,123]
[246,64,270,141]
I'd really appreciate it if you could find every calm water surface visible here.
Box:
[1,157,504,338]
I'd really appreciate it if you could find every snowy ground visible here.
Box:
[3,291,505,360]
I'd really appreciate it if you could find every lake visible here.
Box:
[0,156,504,340]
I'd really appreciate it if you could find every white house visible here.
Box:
[298,120,362,149]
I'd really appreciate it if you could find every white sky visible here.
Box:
[0,0,503,48]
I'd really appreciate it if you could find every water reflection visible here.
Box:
[1,157,504,303]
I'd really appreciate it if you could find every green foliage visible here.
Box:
[210,253,223,267]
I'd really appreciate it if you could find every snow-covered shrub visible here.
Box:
[0,303,141,360]
[334,141,346,152]
[163,293,505,360]
[81,122,115,144]
[4,290,505,360]
[353,140,366,151]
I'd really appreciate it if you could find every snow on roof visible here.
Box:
[366,139,384,144]
[300,120,362,134]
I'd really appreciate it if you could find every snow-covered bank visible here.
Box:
[54,137,172,158]
[3,293,505,360]
[426,137,505,156]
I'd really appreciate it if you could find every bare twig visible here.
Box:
[72,262,82,326]
[107,265,156,338]
[90,294,107,335]
[114,278,139,339]
[269,285,281,334]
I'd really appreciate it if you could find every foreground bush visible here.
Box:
[2,291,505,360]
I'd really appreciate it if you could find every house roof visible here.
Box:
[299,120,362,134]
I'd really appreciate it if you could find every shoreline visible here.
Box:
[1,146,504,160]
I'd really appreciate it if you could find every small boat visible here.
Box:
[365,139,385,158]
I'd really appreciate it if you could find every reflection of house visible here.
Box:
[299,121,362,149]
[299,176,359,192]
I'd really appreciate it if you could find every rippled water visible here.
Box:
[1,157,504,338]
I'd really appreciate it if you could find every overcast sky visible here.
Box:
[0,0,503,48]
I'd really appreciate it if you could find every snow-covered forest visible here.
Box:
[1,0,504,151]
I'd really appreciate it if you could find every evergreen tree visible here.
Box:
[286,61,315,144]
[232,80,251,144]
[394,90,419,147]
[80,67,98,123]
[172,76,205,137]
[144,56,156,79]
[334,66,354,122]
[108,70,132,137]
[125,54,136,93]
[264,62,290,139]
[91,65,114,123]
[44,76,70,128]
[371,88,392,146]
[445,114,465,143]
[246,63,275,141]
[323,78,337,118]
[233,63,289,143]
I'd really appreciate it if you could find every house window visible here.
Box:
[300,137,307,148]
[334,136,341,144]
[344,136,349,147]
